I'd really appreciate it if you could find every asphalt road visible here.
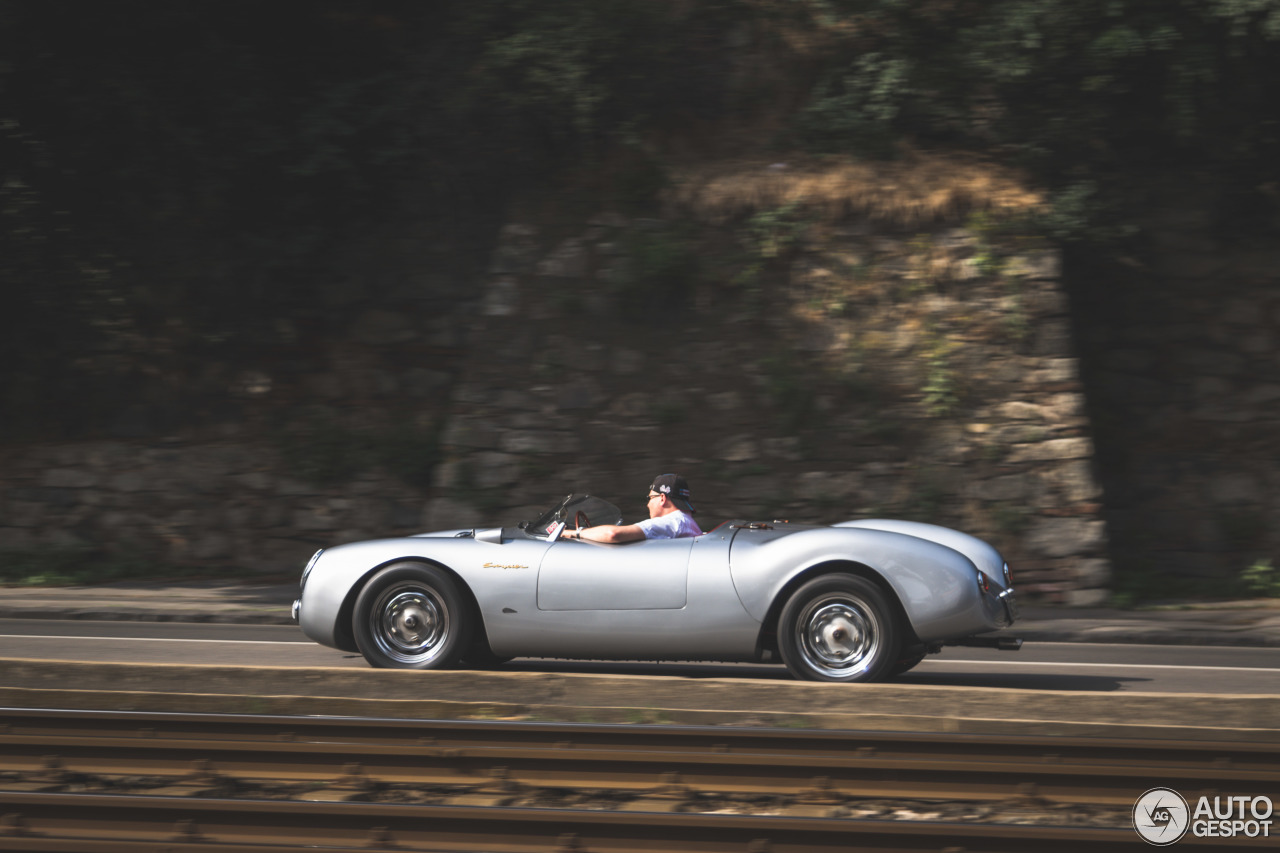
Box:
[2,618,1278,695]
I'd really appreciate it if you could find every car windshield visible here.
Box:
[520,493,624,537]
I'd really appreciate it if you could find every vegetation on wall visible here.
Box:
[0,0,744,438]
[3,0,1278,439]
[794,1,1280,236]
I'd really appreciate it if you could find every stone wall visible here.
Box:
[0,225,476,579]
[0,196,1110,600]
[0,438,428,576]
[0,162,1130,602]
[3,173,1275,601]
[429,204,1110,604]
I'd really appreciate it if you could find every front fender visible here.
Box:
[296,535,520,651]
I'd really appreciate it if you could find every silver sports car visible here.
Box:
[293,493,1021,682]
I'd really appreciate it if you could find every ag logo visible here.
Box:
[1134,787,1190,845]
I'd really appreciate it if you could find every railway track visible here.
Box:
[2,707,1274,851]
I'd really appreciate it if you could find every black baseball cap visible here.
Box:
[650,473,695,514]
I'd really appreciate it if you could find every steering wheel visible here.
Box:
[574,511,590,531]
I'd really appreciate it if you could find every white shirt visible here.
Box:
[636,511,704,539]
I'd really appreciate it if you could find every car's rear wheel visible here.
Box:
[353,563,469,669]
[778,574,900,683]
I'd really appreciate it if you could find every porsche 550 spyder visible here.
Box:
[292,493,1021,683]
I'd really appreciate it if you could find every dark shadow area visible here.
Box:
[483,660,1146,690]
[496,659,794,681]
[895,671,1141,692]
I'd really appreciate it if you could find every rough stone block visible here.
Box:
[0,527,34,550]
[501,430,579,455]
[404,368,451,397]
[1024,517,1107,558]
[1021,284,1070,316]
[718,436,759,463]
[1040,461,1103,503]
[1245,384,1280,404]
[482,277,519,317]
[996,402,1043,421]
[442,419,500,450]
[292,507,334,532]
[40,469,98,489]
[192,533,232,560]
[474,452,520,488]
[612,348,645,375]
[275,478,314,497]
[350,310,416,345]
[1006,437,1094,463]
[535,238,588,278]
[1073,558,1111,587]
[968,475,1030,502]
[1065,587,1110,607]
[1031,317,1074,357]
[110,471,147,493]
[421,497,483,531]
[1004,251,1060,280]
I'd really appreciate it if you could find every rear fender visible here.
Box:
[730,526,984,643]
[755,561,917,659]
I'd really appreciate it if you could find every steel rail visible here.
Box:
[5,706,1277,768]
[0,791,1257,853]
[1,708,1274,807]
[3,734,1271,805]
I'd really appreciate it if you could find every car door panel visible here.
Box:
[483,528,760,660]
[536,537,693,611]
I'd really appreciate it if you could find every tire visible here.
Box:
[352,563,470,669]
[777,574,900,683]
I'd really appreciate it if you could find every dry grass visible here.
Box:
[663,150,1046,227]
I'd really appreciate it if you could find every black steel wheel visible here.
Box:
[778,574,900,683]
[353,563,469,669]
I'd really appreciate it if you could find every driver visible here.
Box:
[565,473,703,542]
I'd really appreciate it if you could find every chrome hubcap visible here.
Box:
[372,585,449,665]
[798,595,880,678]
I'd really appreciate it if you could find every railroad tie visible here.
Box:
[169,818,206,843]
[0,814,30,838]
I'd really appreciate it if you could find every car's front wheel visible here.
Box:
[778,574,899,683]
[353,563,469,669]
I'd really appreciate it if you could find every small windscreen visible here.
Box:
[522,494,623,536]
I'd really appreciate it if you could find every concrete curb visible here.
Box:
[2,685,1272,742]
[2,660,1277,737]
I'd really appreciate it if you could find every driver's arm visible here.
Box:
[568,524,646,543]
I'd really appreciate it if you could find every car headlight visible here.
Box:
[300,549,324,594]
